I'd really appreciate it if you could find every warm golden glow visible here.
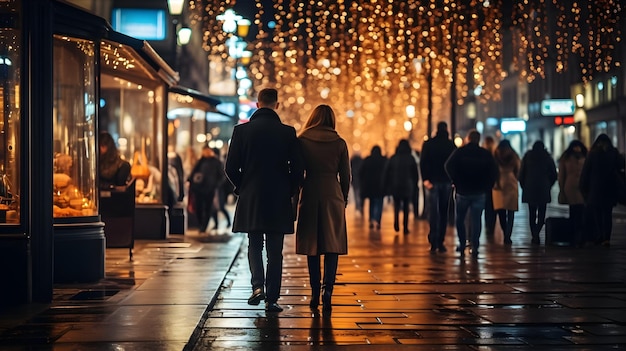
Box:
[233,0,503,155]
[188,0,621,154]
[513,0,622,83]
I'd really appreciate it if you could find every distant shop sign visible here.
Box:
[541,99,575,116]
[500,118,526,134]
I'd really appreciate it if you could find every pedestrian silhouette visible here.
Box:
[579,133,625,246]
[359,145,387,230]
[445,130,498,258]
[383,139,418,235]
[224,88,304,313]
[188,146,225,234]
[519,141,557,245]
[481,135,497,237]
[557,140,587,245]
[420,121,456,253]
[295,104,350,314]
[492,139,520,245]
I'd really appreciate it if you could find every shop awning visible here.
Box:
[104,30,179,87]
[169,86,222,109]
[168,86,234,122]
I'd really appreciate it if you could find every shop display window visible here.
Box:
[52,35,98,218]
[100,40,164,204]
[0,0,21,224]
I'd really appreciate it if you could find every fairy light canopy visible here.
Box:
[512,0,623,83]
[188,0,622,153]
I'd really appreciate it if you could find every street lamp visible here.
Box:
[167,0,191,69]
[177,26,192,46]
[167,0,184,15]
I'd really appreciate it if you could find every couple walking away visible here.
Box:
[225,88,349,314]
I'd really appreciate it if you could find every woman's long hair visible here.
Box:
[494,139,518,165]
[99,131,123,180]
[590,133,614,153]
[562,140,587,160]
[299,104,336,136]
[99,131,119,164]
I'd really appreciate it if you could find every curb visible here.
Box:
[183,233,245,351]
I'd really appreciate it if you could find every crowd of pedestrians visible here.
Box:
[177,87,626,314]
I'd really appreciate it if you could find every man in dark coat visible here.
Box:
[383,139,419,234]
[519,141,557,244]
[225,88,304,313]
[350,152,364,216]
[359,145,387,229]
[420,121,456,253]
[445,130,498,258]
[579,134,626,246]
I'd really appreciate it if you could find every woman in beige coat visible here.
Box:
[492,140,520,245]
[558,140,587,245]
[296,104,350,314]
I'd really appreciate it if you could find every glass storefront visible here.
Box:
[52,35,98,218]
[167,87,223,182]
[99,39,165,205]
[0,0,21,225]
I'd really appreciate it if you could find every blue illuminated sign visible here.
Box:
[111,8,167,41]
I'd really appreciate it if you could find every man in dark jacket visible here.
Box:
[519,141,557,244]
[383,139,418,234]
[445,130,498,258]
[350,152,364,216]
[188,146,225,233]
[225,88,304,312]
[420,121,456,253]
[359,145,387,229]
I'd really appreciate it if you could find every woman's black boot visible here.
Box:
[307,256,321,309]
[321,254,338,315]
[321,285,332,314]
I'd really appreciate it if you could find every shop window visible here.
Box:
[100,40,164,204]
[52,35,98,218]
[0,0,21,224]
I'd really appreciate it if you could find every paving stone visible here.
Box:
[2,203,625,350]
[190,204,626,350]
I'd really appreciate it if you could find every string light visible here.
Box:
[244,0,504,154]
[189,1,621,154]
[513,0,622,84]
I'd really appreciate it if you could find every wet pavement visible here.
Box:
[191,202,626,350]
[0,225,243,351]
[0,201,625,350]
